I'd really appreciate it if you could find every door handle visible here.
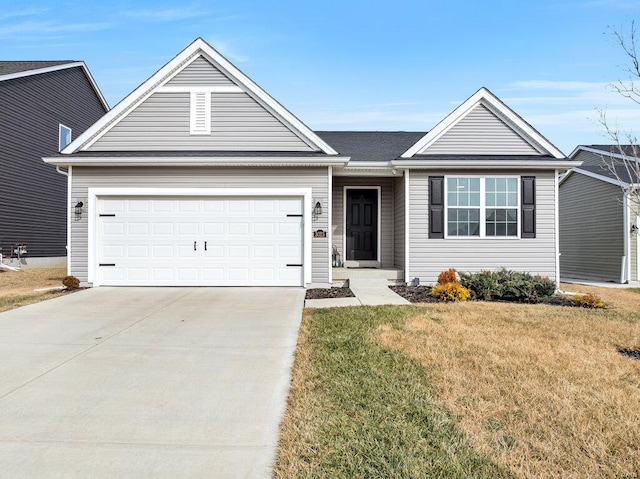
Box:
[204,241,207,251]
[194,241,197,251]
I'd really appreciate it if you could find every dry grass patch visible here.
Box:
[376,288,640,478]
[0,267,68,312]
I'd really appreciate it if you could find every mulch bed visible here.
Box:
[389,286,444,303]
[390,286,584,307]
[305,287,355,300]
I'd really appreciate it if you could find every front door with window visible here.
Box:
[346,189,378,261]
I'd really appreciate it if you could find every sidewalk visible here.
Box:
[305,279,409,308]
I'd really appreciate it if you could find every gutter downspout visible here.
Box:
[54,166,71,274]
[622,193,630,284]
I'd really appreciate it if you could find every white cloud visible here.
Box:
[0,7,49,20]
[0,20,112,38]
[122,6,205,21]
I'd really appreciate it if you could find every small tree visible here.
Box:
[598,21,640,210]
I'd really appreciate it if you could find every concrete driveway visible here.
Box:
[0,287,305,478]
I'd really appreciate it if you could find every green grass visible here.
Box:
[275,306,513,478]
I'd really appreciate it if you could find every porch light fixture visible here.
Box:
[632,224,639,235]
[74,201,84,220]
[314,201,322,216]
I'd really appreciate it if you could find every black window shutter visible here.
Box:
[429,176,444,239]
[521,176,536,238]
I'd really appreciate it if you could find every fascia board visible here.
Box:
[0,62,109,112]
[570,167,628,187]
[391,159,581,170]
[195,41,337,155]
[62,41,205,153]
[401,87,565,159]
[572,145,640,162]
[64,38,337,155]
[43,155,350,167]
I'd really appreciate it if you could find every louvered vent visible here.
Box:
[190,91,211,134]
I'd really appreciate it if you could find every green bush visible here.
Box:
[458,268,556,303]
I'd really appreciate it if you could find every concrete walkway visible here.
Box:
[0,287,305,478]
[561,278,640,289]
[305,279,409,308]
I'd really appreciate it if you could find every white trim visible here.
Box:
[554,169,560,286]
[0,62,109,111]
[570,145,640,162]
[636,213,639,282]
[189,91,211,135]
[63,38,336,155]
[58,123,72,151]
[43,156,350,167]
[443,175,520,239]
[391,159,578,169]
[67,166,72,274]
[623,195,630,283]
[159,85,242,93]
[342,186,382,264]
[401,88,565,159]
[404,169,410,284]
[87,187,312,286]
[328,166,333,283]
[563,167,629,187]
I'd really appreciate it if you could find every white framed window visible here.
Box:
[445,176,519,238]
[190,91,211,135]
[59,124,72,150]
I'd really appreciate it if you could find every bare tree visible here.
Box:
[599,21,640,210]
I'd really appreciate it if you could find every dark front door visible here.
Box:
[346,189,378,261]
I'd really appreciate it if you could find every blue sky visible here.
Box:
[3,0,640,154]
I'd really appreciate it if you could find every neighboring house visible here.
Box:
[44,38,578,287]
[0,61,108,267]
[559,145,639,283]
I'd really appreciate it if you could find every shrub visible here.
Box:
[459,268,556,303]
[62,275,80,290]
[572,293,604,309]
[437,268,458,285]
[431,282,471,302]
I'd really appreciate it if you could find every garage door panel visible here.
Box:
[97,196,305,286]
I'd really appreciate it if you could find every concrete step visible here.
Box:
[347,278,389,288]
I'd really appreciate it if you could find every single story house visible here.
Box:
[559,145,639,283]
[45,38,579,287]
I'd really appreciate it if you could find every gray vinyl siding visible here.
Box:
[393,175,405,271]
[421,104,541,155]
[559,172,624,282]
[572,149,610,169]
[165,56,236,86]
[70,167,329,284]
[331,177,394,268]
[0,66,107,258]
[408,170,557,284]
[88,92,314,152]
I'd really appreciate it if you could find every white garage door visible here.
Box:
[96,196,304,286]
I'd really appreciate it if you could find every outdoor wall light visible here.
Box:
[74,201,84,220]
[314,201,322,216]
[632,224,639,235]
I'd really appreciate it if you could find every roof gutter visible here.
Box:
[391,159,581,170]
[43,155,351,168]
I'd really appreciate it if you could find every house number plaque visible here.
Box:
[313,229,327,238]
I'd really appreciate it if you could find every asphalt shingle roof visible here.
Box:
[0,61,75,77]
[579,145,640,184]
[315,131,425,161]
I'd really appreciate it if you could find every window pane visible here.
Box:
[470,193,480,206]
[486,207,518,237]
[486,177,495,191]
[507,209,517,221]
[470,178,480,191]
[508,192,518,207]
[507,223,518,236]
[507,177,518,191]
[448,192,457,206]
[447,208,480,236]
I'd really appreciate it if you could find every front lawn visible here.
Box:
[275,285,640,478]
[0,267,68,312]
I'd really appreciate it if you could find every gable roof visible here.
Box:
[0,61,109,111]
[63,38,337,155]
[316,131,424,161]
[401,87,565,159]
[568,145,639,185]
